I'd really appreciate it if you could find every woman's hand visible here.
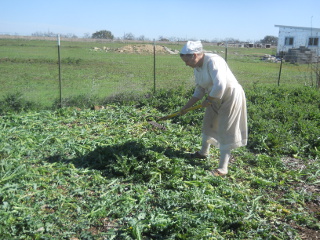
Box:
[202,96,219,107]
[180,96,200,115]
[201,98,212,107]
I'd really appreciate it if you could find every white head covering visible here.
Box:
[180,41,203,54]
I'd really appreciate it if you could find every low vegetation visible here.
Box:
[0,85,319,239]
[1,38,319,239]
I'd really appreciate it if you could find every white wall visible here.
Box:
[276,26,320,56]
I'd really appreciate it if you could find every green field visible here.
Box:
[0,38,316,108]
[0,38,192,107]
[0,38,319,239]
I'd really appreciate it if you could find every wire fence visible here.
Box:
[0,36,319,109]
[0,36,196,108]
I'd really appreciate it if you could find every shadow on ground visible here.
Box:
[45,140,201,181]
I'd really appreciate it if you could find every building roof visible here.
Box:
[275,25,320,32]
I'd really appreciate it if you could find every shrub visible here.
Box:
[52,94,99,109]
[0,92,40,114]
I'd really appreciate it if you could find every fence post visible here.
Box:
[278,53,283,86]
[225,42,228,62]
[57,34,62,108]
[153,39,156,93]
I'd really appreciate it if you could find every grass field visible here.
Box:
[0,38,316,108]
[0,37,319,239]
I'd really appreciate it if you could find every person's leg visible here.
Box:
[198,136,211,156]
[217,148,231,174]
[190,135,211,159]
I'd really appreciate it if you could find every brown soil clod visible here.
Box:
[148,121,166,130]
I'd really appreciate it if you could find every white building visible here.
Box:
[275,25,320,57]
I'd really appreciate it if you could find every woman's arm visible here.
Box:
[180,96,200,115]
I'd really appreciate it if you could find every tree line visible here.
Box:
[30,30,278,45]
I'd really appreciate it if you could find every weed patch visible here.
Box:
[0,92,40,114]
[0,84,319,239]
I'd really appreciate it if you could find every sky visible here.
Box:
[1,0,320,42]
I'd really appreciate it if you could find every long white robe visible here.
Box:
[193,53,247,150]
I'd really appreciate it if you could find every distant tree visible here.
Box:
[224,38,240,43]
[32,31,56,37]
[261,35,278,45]
[169,37,180,42]
[31,31,78,38]
[158,36,169,42]
[64,33,78,38]
[83,33,91,38]
[137,35,146,41]
[123,33,134,40]
[92,30,114,39]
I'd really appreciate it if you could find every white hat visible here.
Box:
[180,41,203,54]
